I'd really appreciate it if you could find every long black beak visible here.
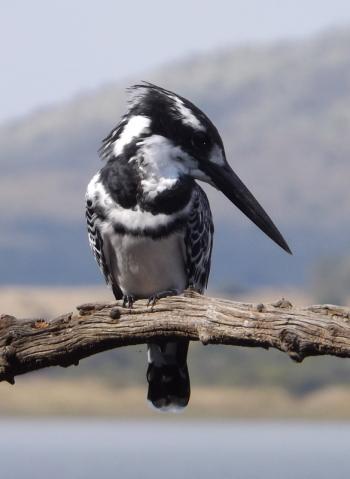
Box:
[205,162,292,254]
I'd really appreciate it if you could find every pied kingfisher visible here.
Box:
[86,83,291,410]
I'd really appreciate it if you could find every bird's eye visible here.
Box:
[191,132,210,149]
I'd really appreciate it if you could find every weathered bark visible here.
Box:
[1,290,350,384]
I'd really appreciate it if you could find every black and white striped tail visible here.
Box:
[147,341,190,411]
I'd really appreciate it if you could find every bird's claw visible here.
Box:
[147,289,179,308]
[122,295,135,308]
[147,295,159,307]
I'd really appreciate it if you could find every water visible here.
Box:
[0,420,349,479]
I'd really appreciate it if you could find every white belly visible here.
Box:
[104,229,187,298]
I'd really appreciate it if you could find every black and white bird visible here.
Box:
[86,83,291,410]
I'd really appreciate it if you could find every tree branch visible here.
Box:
[1,290,350,384]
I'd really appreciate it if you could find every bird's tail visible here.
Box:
[146,340,190,411]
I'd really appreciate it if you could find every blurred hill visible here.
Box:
[2,28,350,287]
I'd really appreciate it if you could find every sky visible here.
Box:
[2,0,350,123]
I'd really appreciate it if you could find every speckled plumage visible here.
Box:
[86,82,290,410]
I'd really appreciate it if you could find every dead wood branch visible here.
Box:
[1,291,350,384]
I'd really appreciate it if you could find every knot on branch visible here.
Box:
[272,298,293,309]
[279,329,304,363]
[77,302,116,315]
[256,303,265,312]
[32,320,49,329]
[1,345,18,384]
[109,308,121,320]
[0,315,17,336]
[199,327,214,345]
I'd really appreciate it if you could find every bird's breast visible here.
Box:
[107,230,187,298]
[87,171,197,297]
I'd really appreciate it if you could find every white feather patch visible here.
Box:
[113,115,150,156]
[86,172,194,232]
[136,135,195,200]
[173,97,205,131]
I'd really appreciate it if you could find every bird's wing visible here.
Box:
[86,198,123,299]
[184,185,214,294]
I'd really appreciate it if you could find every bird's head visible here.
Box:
[101,83,291,253]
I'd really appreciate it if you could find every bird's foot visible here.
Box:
[122,294,135,308]
[147,289,179,307]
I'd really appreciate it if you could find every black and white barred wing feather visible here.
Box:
[185,185,214,294]
[85,199,123,299]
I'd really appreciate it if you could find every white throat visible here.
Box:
[133,135,192,200]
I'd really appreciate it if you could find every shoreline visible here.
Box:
[2,377,350,419]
